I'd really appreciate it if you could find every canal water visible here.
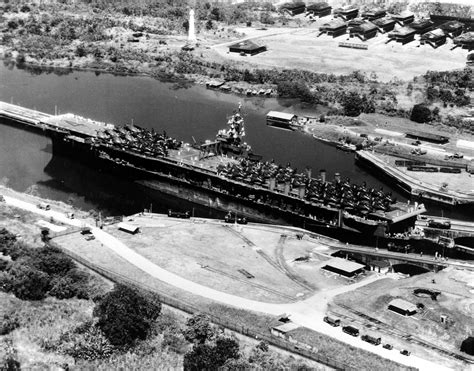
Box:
[0,63,470,220]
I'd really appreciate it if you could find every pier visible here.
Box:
[356,150,474,206]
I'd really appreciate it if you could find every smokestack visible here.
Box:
[269,178,276,191]
[299,185,306,199]
[319,169,326,183]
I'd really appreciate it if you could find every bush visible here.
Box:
[94,284,162,347]
[5,262,50,301]
[183,337,240,370]
[29,245,76,275]
[410,104,432,123]
[61,324,115,361]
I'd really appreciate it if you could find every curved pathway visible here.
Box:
[2,194,452,370]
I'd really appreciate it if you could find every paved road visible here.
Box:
[2,195,453,370]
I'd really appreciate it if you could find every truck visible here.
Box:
[37,203,51,211]
[323,316,341,327]
[361,334,381,345]
[342,326,359,337]
[168,210,190,219]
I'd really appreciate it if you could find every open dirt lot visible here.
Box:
[95,214,367,304]
[329,267,474,369]
[211,22,469,82]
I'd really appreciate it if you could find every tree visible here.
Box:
[342,91,374,117]
[183,343,216,371]
[94,284,161,347]
[410,104,432,123]
[183,314,215,344]
[183,337,240,370]
[29,245,75,275]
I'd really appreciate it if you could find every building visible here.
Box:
[280,2,306,16]
[361,9,386,21]
[405,131,449,144]
[334,7,359,21]
[420,29,447,48]
[454,32,474,50]
[322,258,365,278]
[319,20,347,38]
[391,12,415,26]
[410,19,434,35]
[349,21,378,41]
[306,2,332,17]
[266,111,297,129]
[369,260,391,274]
[439,21,464,38]
[388,27,416,44]
[228,40,267,56]
[117,222,140,234]
[271,322,300,339]
[387,298,417,316]
[372,17,396,33]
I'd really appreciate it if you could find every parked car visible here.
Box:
[383,343,393,350]
[400,349,411,356]
[453,152,463,159]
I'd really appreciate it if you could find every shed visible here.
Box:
[271,322,300,338]
[388,298,417,316]
[229,40,266,56]
[322,258,365,277]
[369,260,391,274]
[306,2,332,17]
[117,222,140,234]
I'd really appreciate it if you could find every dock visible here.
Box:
[356,150,474,206]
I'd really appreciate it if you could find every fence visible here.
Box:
[52,242,358,370]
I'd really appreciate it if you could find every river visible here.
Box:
[0,63,470,220]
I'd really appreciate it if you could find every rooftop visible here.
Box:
[324,258,365,273]
[388,298,417,312]
[267,111,296,120]
[229,40,265,51]
[272,322,300,333]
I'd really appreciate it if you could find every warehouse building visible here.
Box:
[280,2,306,16]
[334,7,359,21]
[349,22,378,41]
[361,9,386,21]
[373,17,397,33]
[392,12,415,26]
[319,20,348,38]
[388,27,417,44]
[229,40,267,56]
[306,2,332,17]
[387,298,417,316]
[410,19,434,35]
[420,29,447,48]
[322,258,365,278]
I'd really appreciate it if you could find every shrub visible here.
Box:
[94,284,162,347]
[5,262,50,300]
[183,337,240,370]
[29,245,76,275]
[61,324,115,361]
